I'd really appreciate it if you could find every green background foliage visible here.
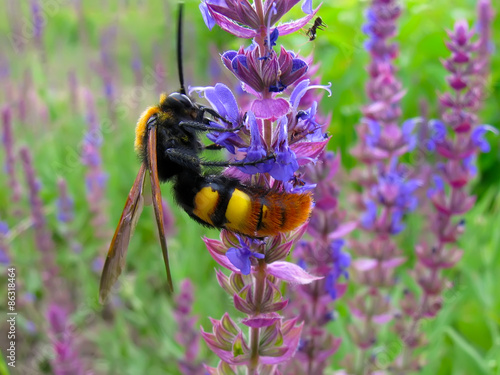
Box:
[0,0,498,374]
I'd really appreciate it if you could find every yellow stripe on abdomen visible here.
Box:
[225,189,253,232]
[192,186,219,225]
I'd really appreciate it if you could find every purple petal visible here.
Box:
[261,321,303,364]
[226,248,251,274]
[251,98,290,120]
[328,221,358,240]
[242,313,281,328]
[373,313,393,325]
[301,0,313,14]
[0,249,9,265]
[290,139,329,166]
[199,2,216,30]
[205,83,239,124]
[352,258,378,272]
[276,6,320,36]
[281,59,308,87]
[267,261,322,284]
[0,222,9,235]
[382,257,406,269]
[209,10,257,38]
[290,79,310,109]
[471,124,498,152]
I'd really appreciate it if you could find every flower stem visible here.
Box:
[264,118,273,150]
[248,259,267,374]
[254,0,265,27]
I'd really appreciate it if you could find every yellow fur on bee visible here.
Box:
[225,189,252,232]
[193,186,219,225]
[134,106,160,153]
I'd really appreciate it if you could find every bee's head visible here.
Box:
[134,92,201,156]
[160,92,199,119]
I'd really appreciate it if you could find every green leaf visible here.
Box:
[445,327,489,375]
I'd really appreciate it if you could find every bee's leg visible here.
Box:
[204,144,224,151]
[200,154,275,168]
[165,149,274,168]
[164,149,203,172]
[196,106,229,123]
[179,120,244,133]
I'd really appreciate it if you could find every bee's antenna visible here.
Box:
[177,3,186,95]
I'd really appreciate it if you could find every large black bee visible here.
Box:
[306,16,327,41]
[99,5,312,303]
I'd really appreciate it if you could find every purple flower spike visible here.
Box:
[47,304,85,375]
[174,280,204,374]
[198,1,335,372]
[283,152,353,374]
[348,1,423,370]
[20,147,55,257]
[379,3,496,371]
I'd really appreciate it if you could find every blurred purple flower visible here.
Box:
[284,152,352,374]
[31,0,44,49]
[347,1,417,372]
[20,147,55,255]
[0,220,10,265]
[47,304,85,375]
[471,124,498,152]
[325,239,351,299]
[174,280,205,375]
[56,178,74,223]
[1,106,22,205]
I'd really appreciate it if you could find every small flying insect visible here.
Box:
[99,5,313,304]
[306,16,327,41]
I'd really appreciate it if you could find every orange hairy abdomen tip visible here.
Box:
[256,191,313,237]
[223,190,313,238]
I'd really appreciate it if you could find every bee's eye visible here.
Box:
[166,92,196,110]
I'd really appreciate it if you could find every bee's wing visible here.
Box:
[147,125,174,293]
[99,163,147,304]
